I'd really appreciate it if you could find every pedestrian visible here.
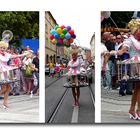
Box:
[30,49,39,97]
[49,61,55,77]
[102,32,116,90]
[55,61,60,77]
[22,50,35,95]
[117,44,133,96]
[67,46,83,107]
[0,41,27,109]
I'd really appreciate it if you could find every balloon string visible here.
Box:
[109,16,120,33]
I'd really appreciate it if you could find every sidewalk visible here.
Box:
[101,88,140,123]
[0,94,39,123]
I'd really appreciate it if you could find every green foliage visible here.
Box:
[0,11,39,46]
[101,11,134,28]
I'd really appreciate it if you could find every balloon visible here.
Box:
[68,38,74,43]
[66,26,71,31]
[71,34,76,39]
[60,33,65,39]
[65,33,71,40]
[69,29,74,35]
[50,25,76,47]
[56,28,62,34]
[61,25,65,29]
[51,29,56,35]
[54,33,60,39]
[58,38,63,44]
[49,35,54,40]
[101,16,104,22]
[62,28,67,34]
[63,39,67,44]
[52,38,57,44]
[55,25,59,30]
[65,41,70,46]
[101,11,111,19]
[56,42,62,47]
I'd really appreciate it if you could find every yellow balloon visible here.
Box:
[57,28,62,34]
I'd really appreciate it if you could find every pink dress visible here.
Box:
[67,58,81,76]
[0,52,17,80]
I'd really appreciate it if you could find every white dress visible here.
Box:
[67,57,84,76]
[0,52,17,81]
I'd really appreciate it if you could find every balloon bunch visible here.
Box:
[50,25,76,47]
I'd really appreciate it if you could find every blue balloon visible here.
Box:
[54,33,60,39]
[65,33,71,40]
[56,42,62,47]
[51,29,56,35]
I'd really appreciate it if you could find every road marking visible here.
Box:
[103,109,123,112]
[71,106,79,123]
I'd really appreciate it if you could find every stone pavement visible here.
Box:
[101,88,140,124]
[0,94,39,123]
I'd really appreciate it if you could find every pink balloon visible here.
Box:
[61,25,65,29]
[58,38,63,44]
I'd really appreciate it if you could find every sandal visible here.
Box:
[129,112,137,120]
[2,104,9,109]
[136,111,140,120]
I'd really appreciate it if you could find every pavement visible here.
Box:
[101,88,140,124]
[45,76,95,124]
[0,93,39,123]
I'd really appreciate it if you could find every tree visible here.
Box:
[0,11,39,47]
[101,11,134,28]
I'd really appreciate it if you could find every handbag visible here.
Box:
[24,65,33,77]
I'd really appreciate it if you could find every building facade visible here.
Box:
[90,32,95,62]
[45,11,57,64]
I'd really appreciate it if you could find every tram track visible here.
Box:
[45,77,61,88]
[89,85,95,108]
[46,88,69,123]
[46,84,95,124]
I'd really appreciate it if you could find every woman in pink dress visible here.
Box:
[0,41,27,109]
[67,47,84,107]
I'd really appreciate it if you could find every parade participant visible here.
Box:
[125,19,140,120]
[67,46,83,107]
[110,19,140,120]
[0,41,27,109]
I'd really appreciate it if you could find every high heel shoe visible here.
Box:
[136,111,140,120]
[76,101,80,107]
[129,112,137,120]
[2,104,9,109]
[72,102,77,107]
